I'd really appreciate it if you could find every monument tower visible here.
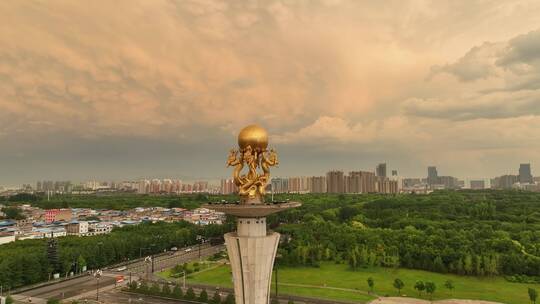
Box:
[204,125,300,304]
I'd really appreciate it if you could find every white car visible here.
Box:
[116,266,127,271]
[184,248,192,252]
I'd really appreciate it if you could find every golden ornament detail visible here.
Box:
[227,124,278,203]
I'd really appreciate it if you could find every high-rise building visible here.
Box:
[348,171,376,193]
[137,180,150,194]
[309,176,326,193]
[390,171,403,192]
[162,179,173,193]
[427,166,438,185]
[270,178,288,193]
[376,163,387,178]
[287,177,302,193]
[326,170,345,193]
[492,175,518,189]
[470,180,485,190]
[519,163,533,184]
[220,179,237,195]
[375,177,398,194]
[438,176,459,189]
[193,181,209,192]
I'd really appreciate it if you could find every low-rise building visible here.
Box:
[87,223,113,236]
[66,221,89,236]
[0,232,15,245]
[45,209,73,223]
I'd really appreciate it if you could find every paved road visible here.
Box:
[15,244,224,302]
[16,275,116,301]
[122,244,225,277]
[90,290,196,304]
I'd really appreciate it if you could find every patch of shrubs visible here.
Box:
[127,281,233,304]
[505,275,540,284]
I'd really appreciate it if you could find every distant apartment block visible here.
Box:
[376,163,387,178]
[470,180,486,190]
[220,179,237,195]
[348,171,376,193]
[326,170,345,193]
[492,175,519,189]
[310,176,327,193]
[376,177,398,194]
[519,163,533,184]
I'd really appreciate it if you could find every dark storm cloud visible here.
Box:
[403,93,540,121]
[496,29,540,66]
[430,42,502,82]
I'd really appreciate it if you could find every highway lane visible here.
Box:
[15,244,224,302]
[120,244,225,275]
[90,290,196,304]
[18,275,116,300]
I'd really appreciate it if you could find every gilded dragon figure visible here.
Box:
[227,145,278,203]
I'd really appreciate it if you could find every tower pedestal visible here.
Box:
[225,217,279,304]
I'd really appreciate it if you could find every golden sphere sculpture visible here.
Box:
[237,124,268,152]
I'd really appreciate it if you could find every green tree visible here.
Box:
[1,207,26,220]
[149,282,161,295]
[367,277,374,293]
[172,264,183,275]
[128,281,138,291]
[211,291,221,304]
[463,254,473,275]
[139,281,149,294]
[5,296,14,304]
[77,255,87,273]
[393,278,404,295]
[224,294,236,304]
[433,256,446,273]
[199,288,209,302]
[172,284,184,299]
[46,299,60,304]
[162,283,172,296]
[287,300,294,304]
[425,281,436,300]
[529,288,538,304]
[444,280,454,294]
[414,280,425,297]
[185,287,196,300]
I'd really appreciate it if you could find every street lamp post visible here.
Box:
[274,254,282,299]
[149,243,157,273]
[196,235,206,260]
[94,269,102,301]
[144,256,152,280]
[274,264,278,298]
[177,271,186,289]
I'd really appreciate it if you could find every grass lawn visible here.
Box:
[186,262,540,304]
[156,260,221,280]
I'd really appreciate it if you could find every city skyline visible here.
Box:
[2,1,540,184]
[5,162,535,194]
[0,161,537,188]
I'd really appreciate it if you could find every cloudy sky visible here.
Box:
[1,0,540,185]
